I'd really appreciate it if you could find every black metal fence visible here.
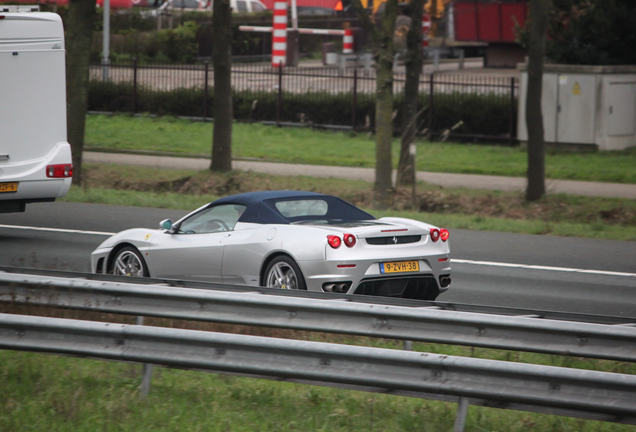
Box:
[89,60,519,142]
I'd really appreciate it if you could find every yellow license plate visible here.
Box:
[380,260,419,274]
[0,182,18,193]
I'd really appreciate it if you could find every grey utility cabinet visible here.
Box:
[517,64,636,151]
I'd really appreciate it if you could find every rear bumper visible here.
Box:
[299,254,451,299]
[354,275,441,301]
[0,142,72,207]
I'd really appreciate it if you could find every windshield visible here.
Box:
[177,204,245,234]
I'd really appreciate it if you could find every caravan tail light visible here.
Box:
[46,164,73,178]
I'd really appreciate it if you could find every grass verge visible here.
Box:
[2,303,635,432]
[2,349,634,432]
[85,114,636,184]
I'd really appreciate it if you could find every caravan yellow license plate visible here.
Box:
[380,260,419,274]
[0,182,18,193]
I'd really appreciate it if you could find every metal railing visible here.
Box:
[2,268,635,430]
[89,61,518,142]
[2,269,636,362]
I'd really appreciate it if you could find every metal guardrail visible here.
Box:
[3,266,632,325]
[3,265,632,320]
[1,269,636,362]
[1,313,635,426]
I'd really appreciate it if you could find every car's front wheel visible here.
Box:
[263,256,306,290]
[111,246,149,277]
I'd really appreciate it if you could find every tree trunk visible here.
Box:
[397,0,425,188]
[351,0,398,210]
[210,0,233,172]
[373,0,399,209]
[525,0,551,201]
[66,0,96,186]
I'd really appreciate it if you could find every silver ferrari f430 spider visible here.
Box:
[91,190,451,300]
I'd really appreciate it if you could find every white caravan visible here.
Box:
[0,6,72,213]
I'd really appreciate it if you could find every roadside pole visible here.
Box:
[102,0,110,82]
[291,0,298,30]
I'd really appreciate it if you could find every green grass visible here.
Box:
[85,114,636,184]
[2,345,635,432]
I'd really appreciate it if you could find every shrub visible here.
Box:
[88,80,515,138]
[156,21,200,63]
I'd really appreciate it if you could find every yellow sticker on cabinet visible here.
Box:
[573,82,581,95]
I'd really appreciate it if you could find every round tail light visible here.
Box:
[440,228,449,242]
[327,235,341,248]
[343,233,356,248]
[430,228,440,242]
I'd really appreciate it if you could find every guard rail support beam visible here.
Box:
[2,273,636,362]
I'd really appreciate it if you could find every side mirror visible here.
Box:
[160,219,173,231]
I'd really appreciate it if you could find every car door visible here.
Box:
[148,204,245,282]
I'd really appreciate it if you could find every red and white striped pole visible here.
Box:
[272,0,287,68]
[422,13,431,51]
[343,28,354,54]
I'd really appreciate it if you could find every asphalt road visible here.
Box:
[1,201,635,318]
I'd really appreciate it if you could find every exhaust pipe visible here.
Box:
[335,283,348,293]
[439,276,451,288]
[323,283,336,292]
[323,282,352,293]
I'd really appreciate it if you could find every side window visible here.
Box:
[177,204,246,234]
[236,0,247,12]
[251,1,265,12]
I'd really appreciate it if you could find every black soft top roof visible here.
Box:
[210,190,375,224]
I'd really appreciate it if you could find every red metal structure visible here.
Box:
[454,0,527,42]
[260,0,340,9]
[454,0,528,67]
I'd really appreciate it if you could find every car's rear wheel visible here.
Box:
[111,246,149,277]
[264,256,306,290]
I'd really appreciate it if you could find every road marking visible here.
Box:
[0,224,114,236]
[453,259,636,278]
[1,224,634,277]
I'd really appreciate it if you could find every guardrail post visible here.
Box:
[453,397,469,432]
[203,61,209,120]
[132,57,138,114]
[403,340,413,351]
[352,68,358,130]
[136,316,154,399]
